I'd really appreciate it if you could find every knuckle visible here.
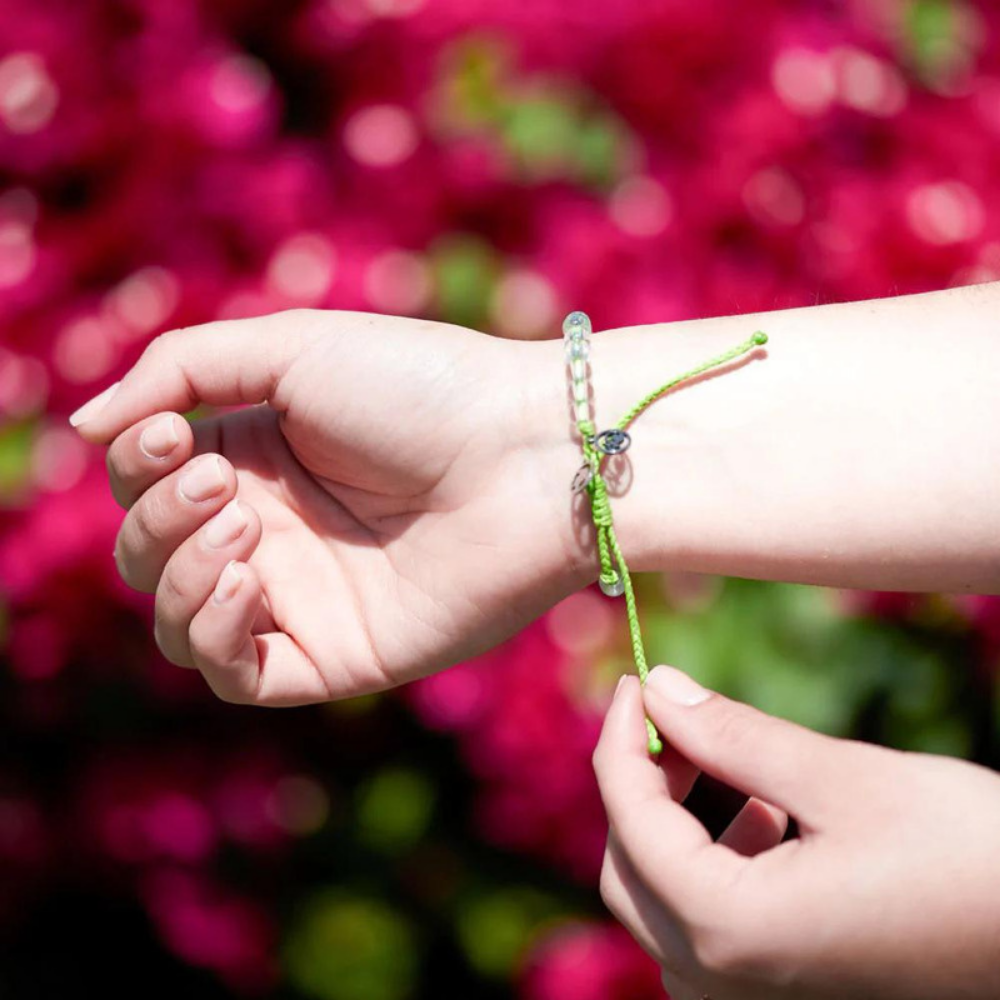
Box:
[153,606,193,668]
[687,902,774,982]
[112,534,133,586]
[158,561,191,607]
[131,489,169,544]
[690,923,746,978]
[148,327,181,358]
[105,446,130,508]
[216,685,253,706]
[590,734,612,780]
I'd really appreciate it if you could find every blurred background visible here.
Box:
[1,0,1000,997]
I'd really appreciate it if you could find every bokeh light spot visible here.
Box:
[0,351,48,418]
[771,47,836,116]
[743,167,806,227]
[356,767,433,854]
[907,181,984,245]
[0,219,36,287]
[30,425,88,493]
[0,52,59,134]
[364,249,431,315]
[489,268,557,339]
[546,591,615,657]
[105,266,180,338]
[366,0,425,15]
[284,891,417,1000]
[53,316,122,384]
[835,47,907,117]
[266,775,330,836]
[609,176,674,237]
[210,54,273,115]
[343,105,419,167]
[266,232,337,304]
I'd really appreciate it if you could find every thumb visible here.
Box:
[68,310,326,443]
[642,665,856,827]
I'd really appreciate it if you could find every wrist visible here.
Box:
[515,313,775,588]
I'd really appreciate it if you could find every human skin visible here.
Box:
[593,667,1000,1000]
[70,283,1000,703]
[69,289,1000,994]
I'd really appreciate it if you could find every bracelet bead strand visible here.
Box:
[563,311,768,756]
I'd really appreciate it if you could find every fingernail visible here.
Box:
[214,560,244,604]
[139,415,180,460]
[614,675,628,697]
[69,381,121,428]
[205,500,247,549]
[646,666,711,706]
[179,456,225,503]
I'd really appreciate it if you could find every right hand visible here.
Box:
[70,309,585,705]
[593,668,1000,1000]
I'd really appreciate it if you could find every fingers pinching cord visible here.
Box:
[592,676,745,929]
[594,678,736,998]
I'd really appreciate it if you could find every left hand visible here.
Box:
[592,667,1000,1000]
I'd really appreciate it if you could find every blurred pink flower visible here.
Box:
[520,921,663,1000]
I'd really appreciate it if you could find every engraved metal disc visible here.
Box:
[594,428,632,456]
[571,463,594,494]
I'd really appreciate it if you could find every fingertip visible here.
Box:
[69,381,122,437]
[213,559,247,604]
[603,674,646,745]
[137,412,188,461]
[643,665,713,717]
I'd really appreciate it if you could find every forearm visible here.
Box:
[524,282,1000,595]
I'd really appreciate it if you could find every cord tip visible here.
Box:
[752,331,768,346]
[645,717,663,756]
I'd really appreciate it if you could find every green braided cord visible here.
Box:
[605,526,663,755]
[617,331,769,431]
[575,328,769,756]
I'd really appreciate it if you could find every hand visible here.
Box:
[593,667,1000,1000]
[71,309,586,704]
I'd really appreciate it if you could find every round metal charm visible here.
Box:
[571,463,594,494]
[594,428,632,456]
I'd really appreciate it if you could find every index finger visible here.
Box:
[68,309,328,444]
[592,677,745,922]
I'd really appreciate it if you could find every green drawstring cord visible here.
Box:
[571,325,769,755]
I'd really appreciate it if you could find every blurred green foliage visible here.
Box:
[284,891,419,1000]
[641,577,977,758]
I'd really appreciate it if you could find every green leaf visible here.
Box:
[0,419,35,501]
[454,886,563,978]
[284,891,418,1000]
[430,234,500,329]
[356,767,434,855]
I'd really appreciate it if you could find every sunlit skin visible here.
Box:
[70,285,1000,995]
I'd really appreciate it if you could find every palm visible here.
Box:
[199,314,571,698]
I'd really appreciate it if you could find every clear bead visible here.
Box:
[600,574,625,597]
[569,356,588,382]
[564,337,591,363]
[572,379,589,403]
[562,311,592,340]
[574,396,592,423]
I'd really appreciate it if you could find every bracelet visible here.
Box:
[563,310,769,755]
